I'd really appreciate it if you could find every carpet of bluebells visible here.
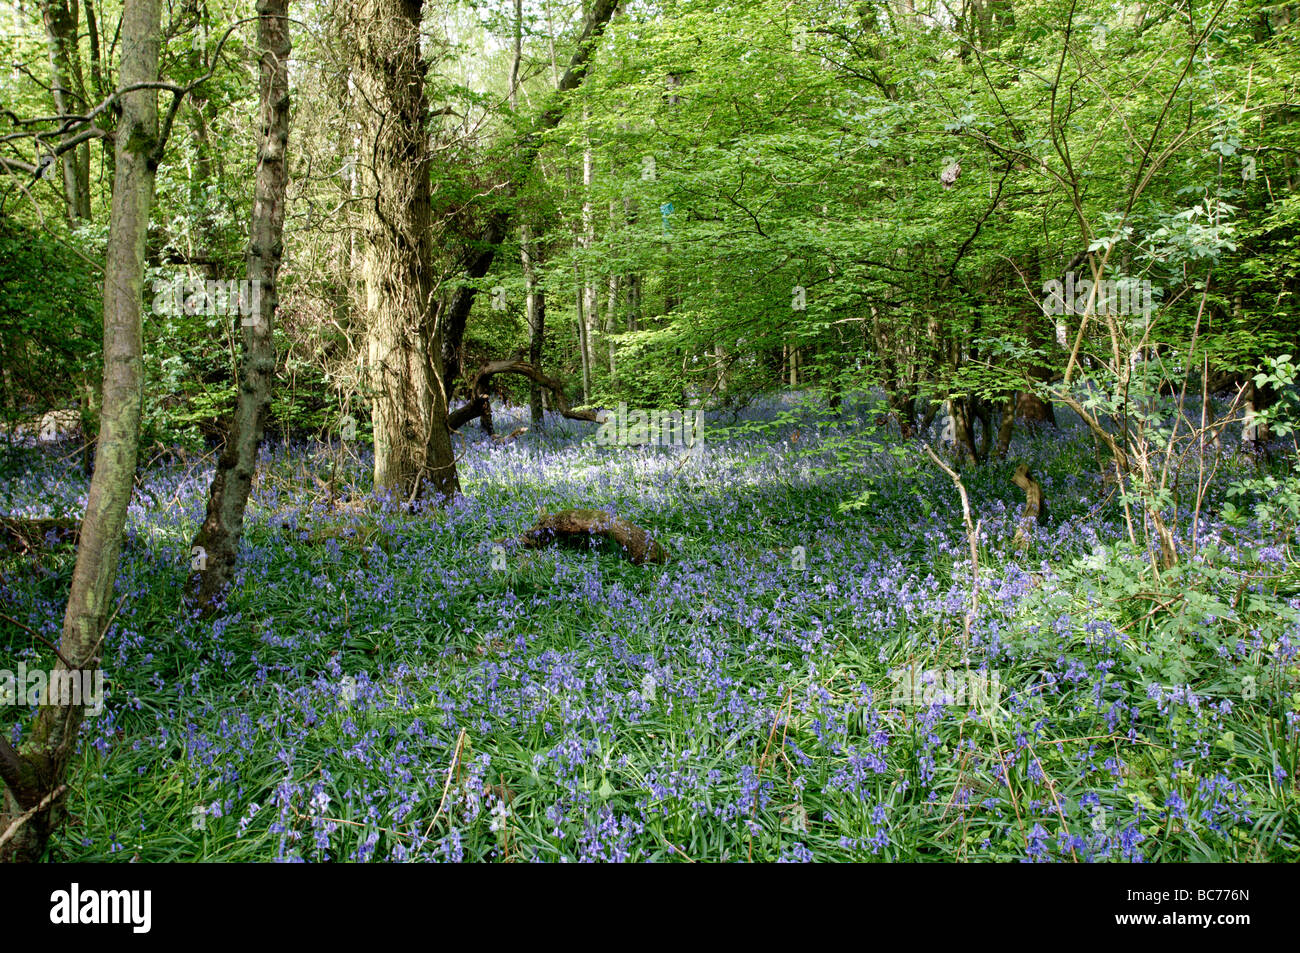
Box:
[1,392,1297,861]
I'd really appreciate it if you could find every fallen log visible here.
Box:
[517,508,667,566]
[493,426,528,444]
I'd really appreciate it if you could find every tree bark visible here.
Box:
[186,0,292,614]
[626,271,640,330]
[1012,463,1047,549]
[607,270,619,381]
[0,0,159,861]
[39,0,92,221]
[522,226,546,426]
[1016,391,1057,424]
[581,108,597,398]
[994,395,1015,459]
[354,0,459,501]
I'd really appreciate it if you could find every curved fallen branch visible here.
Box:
[449,359,599,433]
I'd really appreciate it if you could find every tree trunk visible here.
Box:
[509,0,546,429]
[950,396,980,464]
[524,232,546,426]
[581,110,598,396]
[354,0,458,501]
[187,0,292,614]
[1016,391,1057,425]
[575,263,591,403]
[626,271,640,331]
[606,208,618,382]
[0,0,159,861]
[518,508,667,565]
[1012,463,1047,549]
[994,395,1015,459]
[39,0,92,222]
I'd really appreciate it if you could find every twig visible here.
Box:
[424,729,468,839]
[0,612,75,669]
[748,687,793,861]
[924,445,980,650]
[0,784,66,849]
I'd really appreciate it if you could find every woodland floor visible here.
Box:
[1,392,1297,861]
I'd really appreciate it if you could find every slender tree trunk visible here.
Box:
[78,376,98,476]
[607,271,619,380]
[575,263,591,403]
[523,226,546,426]
[187,0,292,614]
[510,0,545,428]
[354,0,458,500]
[39,0,92,221]
[581,109,598,396]
[0,0,159,861]
[622,196,640,332]
[626,271,640,331]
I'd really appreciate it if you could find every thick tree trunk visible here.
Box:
[887,387,916,438]
[974,396,993,461]
[186,0,292,614]
[1021,251,1074,427]
[1016,391,1057,425]
[950,396,980,464]
[0,0,159,861]
[354,0,458,501]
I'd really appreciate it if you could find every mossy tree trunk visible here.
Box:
[38,0,92,222]
[187,0,292,614]
[0,0,159,861]
[354,0,459,502]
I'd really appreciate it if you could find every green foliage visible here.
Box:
[0,220,101,420]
